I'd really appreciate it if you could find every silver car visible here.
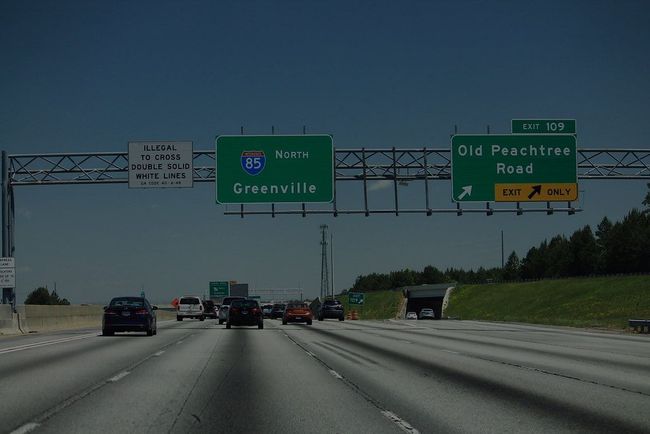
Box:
[418,308,435,320]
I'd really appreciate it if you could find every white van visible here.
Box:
[177,296,205,321]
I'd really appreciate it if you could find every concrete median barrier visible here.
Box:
[0,304,178,335]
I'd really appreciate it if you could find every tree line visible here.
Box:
[25,287,70,305]
[349,184,650,290]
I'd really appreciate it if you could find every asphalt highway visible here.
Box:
[1,318,649,433]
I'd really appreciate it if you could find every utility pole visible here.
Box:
[330,231,334,298]
[320,225,329,300]
[501,230,504,268]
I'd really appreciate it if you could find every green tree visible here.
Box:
[419,265,445,284]
[595,217,613,273]
[502,251,521,281]
[569,225,599,276]
[25,287,71,305]
[643,182,650,212]
[25,287,53,304]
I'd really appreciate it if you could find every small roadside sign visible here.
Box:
[348,292,364,305]
[0,261,15,288]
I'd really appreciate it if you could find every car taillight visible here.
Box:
[252,308,260,314]
[135,309,148,315]
[230,307,239,314]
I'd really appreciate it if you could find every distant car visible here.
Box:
[271,303,286,319]
[202,300,217,319]
[262,304,274,318]
[406,311,418,320]
[219,296,246,324]
[177,296,205,321]
[419,308,435,320]
[227,299,264,329]
[318,299,344,321]
[103,296,157,336]
[283,302,313,325]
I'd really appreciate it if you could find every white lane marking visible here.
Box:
[328,369,343,379]
[0,333,97,355]
[108,371,130,382]
[153,350,165,357]
[381,410,420,434]
[9,423,40,434]
[441,349,460,355]
[305,351,316,357]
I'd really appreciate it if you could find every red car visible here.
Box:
[282,302,313,325]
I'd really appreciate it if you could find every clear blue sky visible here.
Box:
[1,0,649,304]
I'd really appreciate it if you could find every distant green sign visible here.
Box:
[451,134,577,202]
[209,281,229,298]
[216,135,334,204]
[512,119,576,134]
[348,292,364,305]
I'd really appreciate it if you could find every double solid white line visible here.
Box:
[0,333,97,356]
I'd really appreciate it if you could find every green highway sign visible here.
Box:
[451,134,578,202]
[216,135,334,204]
[209,281,229,298]
[348,292,364,305]
[512,119,576,134]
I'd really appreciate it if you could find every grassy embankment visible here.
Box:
[338,290,403,320]
[445,275,650,330]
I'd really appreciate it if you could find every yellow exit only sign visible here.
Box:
[495,183,578,202]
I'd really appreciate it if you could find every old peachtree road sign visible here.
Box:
[216,135,334,204]
[451,134,577,202]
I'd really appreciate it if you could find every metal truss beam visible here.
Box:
[8,148,649,186]
[6,147,649,216]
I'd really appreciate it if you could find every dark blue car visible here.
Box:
[102,296,158,336]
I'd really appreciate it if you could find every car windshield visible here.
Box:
[324,300,340,306]
[109,297,144,308]
[287,303,308,309]
[180,297,200,304]
[273,304,285,309]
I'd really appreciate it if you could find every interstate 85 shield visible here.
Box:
[241,151,266,176]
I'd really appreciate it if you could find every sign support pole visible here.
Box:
[1,151,14,307]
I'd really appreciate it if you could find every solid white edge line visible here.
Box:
[153,350,165,356]
[441,349,460,354]
[9,423,40,434]
[328,369,343,379]
[381,410,420,434]
[108,371,130,382]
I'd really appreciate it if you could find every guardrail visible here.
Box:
[628,319,650,333]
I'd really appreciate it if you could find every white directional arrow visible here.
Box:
[458,185,472,200]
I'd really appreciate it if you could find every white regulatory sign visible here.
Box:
[0,257,15,268]
[128,141,193,188]
[0,267,15,288]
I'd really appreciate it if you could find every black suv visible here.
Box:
[202,300,217,319]
[271,303,286,319]
[227,299,264,329]
[318,299,345,321]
